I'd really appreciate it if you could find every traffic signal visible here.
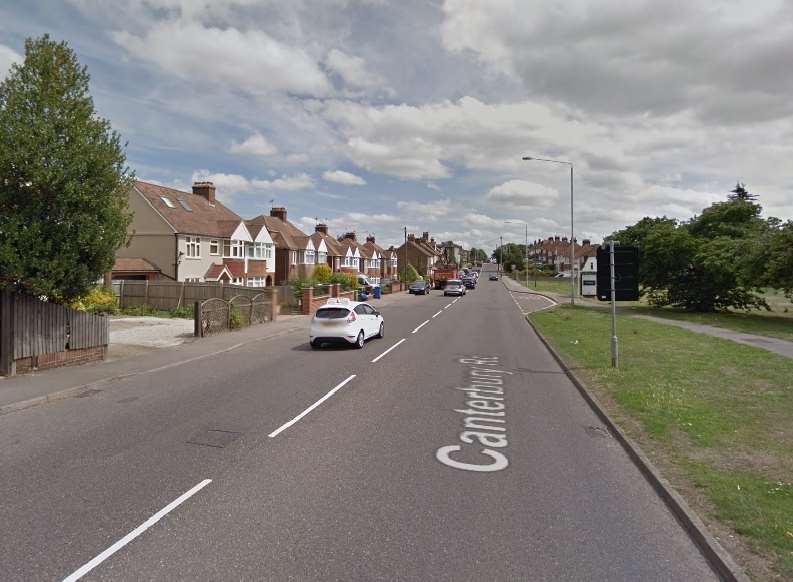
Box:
[597,245,639,301]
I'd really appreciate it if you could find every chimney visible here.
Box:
[408,234,416,241]
[555,236,561,241]
[192,181,216,204]
[343,232,356,241]
[422,231,429,241]
[583,239,591,245]
[270,207,287,222]
[366,235,375,243]
[562,237,568,243]
[315,223,328,234]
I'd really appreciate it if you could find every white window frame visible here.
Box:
[247,276,264,288]
[304,248,315,264]
[209,240,219,255]
[232,277,244,285]
[317,251,327,264]
[185,236,201,258]
[224,240,245,258]
[253,242,269,259]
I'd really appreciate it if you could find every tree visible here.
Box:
[491,243,526,272]
[0,35,132,301]
[762,221,793,299]
[610,196,770,312]
[468,247,488,264]
[728,181,757,202]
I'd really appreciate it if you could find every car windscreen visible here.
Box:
[446,280,461,285]
[314,307,350,319]
[410,282,425,287]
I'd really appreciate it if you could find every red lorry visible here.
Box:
[432,264,459,289]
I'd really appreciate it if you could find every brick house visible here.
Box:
[395,232,443,279]
[361,235,389,281]
[113,181,275,286]
[337,232,364,275]
[528,236,596,274]
[248,207,313,285]
[382,246,399,279]
[309,224,345,272]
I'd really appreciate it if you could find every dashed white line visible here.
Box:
[412,320,430,334]
[371,338,406,363]
[443,303,453,310]
[268,374,357,438]
[432,310,443,318]
[61,479,212,582]
[452,298,459,304]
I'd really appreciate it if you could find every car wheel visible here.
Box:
[355,330,365,349]
[310,340,321,350]
[377,322,384,338]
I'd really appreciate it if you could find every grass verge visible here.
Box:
[530,305,793,580]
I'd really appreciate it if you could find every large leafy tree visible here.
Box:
[762,221,793,299]
[0,35,132,301]
[468,247,488,264]
[491,243,526,272]
[610,189,770,311]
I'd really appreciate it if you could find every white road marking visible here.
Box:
[61,479,212,582]
[371,338,406,363]
[443,303,453,310]
[432,310,443,318]
[452,298,459,304]
[412,320,430,334]
[268,375,357,438]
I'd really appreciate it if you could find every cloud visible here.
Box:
[0,44,22,80]
[229,133,278,156]
[322,170,366,185]
[113,21,333,96]
[325,49,388,92]
[486,180,559,209]
[191,170,315,199]
[251,173,315,191]
[397,198,452,220]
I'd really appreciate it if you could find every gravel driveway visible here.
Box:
[109,316,194,348]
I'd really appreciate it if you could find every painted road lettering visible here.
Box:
[436,356,513,473]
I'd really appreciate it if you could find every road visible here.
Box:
[0,265,718,581]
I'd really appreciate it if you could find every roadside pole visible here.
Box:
[610,240,619,368]
[499,235,503,274]
[524,223,529,290]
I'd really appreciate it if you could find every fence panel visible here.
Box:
[113,280,268,311]
[69,310,109,349]
[13,294,69,358]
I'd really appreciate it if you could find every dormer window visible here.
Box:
[160,196,176,208]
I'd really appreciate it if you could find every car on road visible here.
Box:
[489,273,500,281]
[408,280,431,295]
[309,299,384,349]
[462,277,476,289]
[443,279,466,296]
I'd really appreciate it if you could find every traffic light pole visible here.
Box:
[610,239,619,368]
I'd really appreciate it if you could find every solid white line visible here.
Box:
[371,338,407,363]
[412,320,430,334]
[61,479,212,582]
[268,375,357,438]
[432,310,443,318]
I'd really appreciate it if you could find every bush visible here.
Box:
[402,264,421,283]
[229,307,242,329]
[331,272,359,291]
[70,285,118,314]
[314,263,332,283]
[289,276,317,299]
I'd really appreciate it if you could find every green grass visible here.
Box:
[530,305,793,579]
[117,304,194,319]
[512,274,574,295]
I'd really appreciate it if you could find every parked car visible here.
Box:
[408,280,431,295]
[310,299,384,349]
[553,272,571,279]
[444,279,466,296]
[462,277,476,289]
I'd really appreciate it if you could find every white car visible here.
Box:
[309,298,384,349]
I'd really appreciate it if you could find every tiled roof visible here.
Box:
[250,215,310,250]
[112,257,160,272]
[222,259,246,278]
[310,232,344,256]
[205,263,232,280]
[246,260,268,276]
[134,181,243,237]
[362,240,386,257]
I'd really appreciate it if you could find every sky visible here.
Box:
[2,0,792,250]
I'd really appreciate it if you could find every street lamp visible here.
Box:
[504,220,529,289]
[522,156,575,305]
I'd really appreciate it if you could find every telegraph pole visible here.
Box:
[403,226,408,284]
[499,235,503,274]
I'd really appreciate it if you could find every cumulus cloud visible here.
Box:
[397,199,452,220]
[113,21,333,96]
[325,49,388,92]
[229,133,278,156]
[486,180,559,209]
[192,170,315,199]
[322,170,366,185]
[0,44,22,80]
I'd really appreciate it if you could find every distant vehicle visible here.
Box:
[444,279,466,296]
[489,273,499,281]
[310,299,384,349]
[553,272,571,279]
[408,280,431,295]
[462,277,476,289]
[433,264,459,289]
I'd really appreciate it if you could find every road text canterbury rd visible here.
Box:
[436,356,513,472]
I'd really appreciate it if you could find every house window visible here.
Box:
[185,236,201,258]
[224,240,244,258]
[160,196,176,208]
[232,277,243,285]
[209,240,219,255]
[317,251,327,264]
[304,249,315,264]
[248,276,264,287]
[253,242,270,259]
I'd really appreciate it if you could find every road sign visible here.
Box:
[596,245,639,301]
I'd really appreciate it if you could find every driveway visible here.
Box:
[108,316,195,360]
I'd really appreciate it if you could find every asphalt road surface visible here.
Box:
[0,265,718,581]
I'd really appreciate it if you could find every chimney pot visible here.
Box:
[366,235,375,243]
[270,207,287,221]
[315,223,328,234]
[422,231,429,241]
[343,232,356,241]
[192,181,216,204]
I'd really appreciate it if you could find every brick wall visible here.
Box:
[14,346,107,374]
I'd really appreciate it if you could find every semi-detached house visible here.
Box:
[113,181,275,286]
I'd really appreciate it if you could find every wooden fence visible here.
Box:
[112,280,271,311]
[0,290,109,376]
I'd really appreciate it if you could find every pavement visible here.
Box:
[503,275,793,361]
[0,268,721,581]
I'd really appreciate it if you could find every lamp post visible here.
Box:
[522,156,575,305]
[504,220,529,289]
